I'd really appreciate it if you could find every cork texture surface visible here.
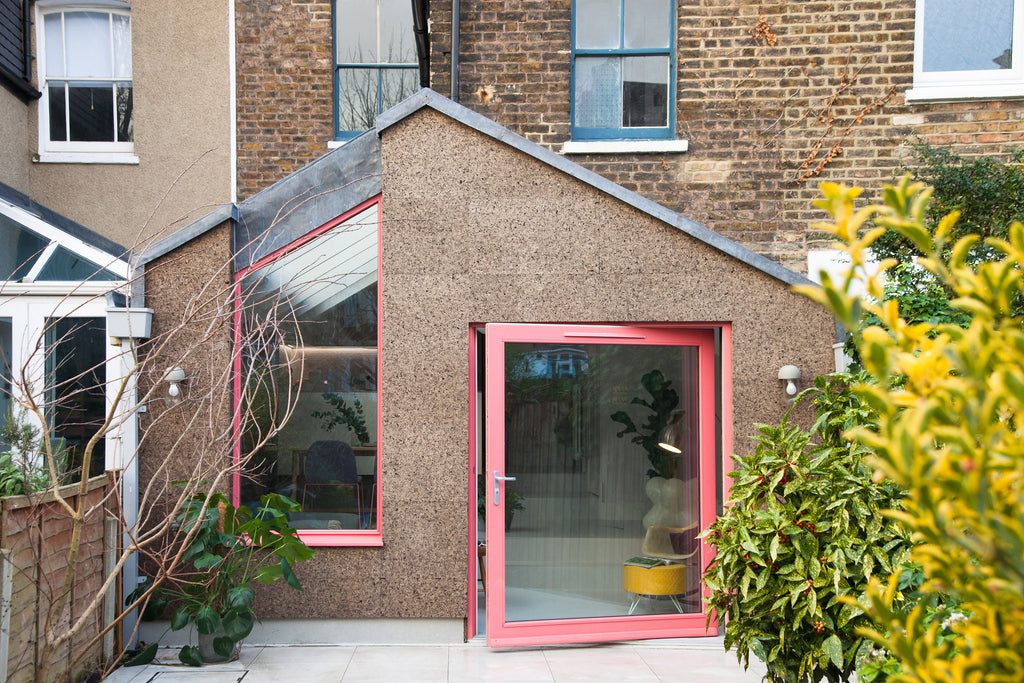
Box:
[256,107,834,620]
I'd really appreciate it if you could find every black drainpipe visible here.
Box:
[450,0,460,101]
[412,0,430,88]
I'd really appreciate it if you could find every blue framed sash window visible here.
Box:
[571,0,675,140]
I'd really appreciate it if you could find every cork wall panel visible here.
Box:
[365,107,835,620]
[138,223,236,522]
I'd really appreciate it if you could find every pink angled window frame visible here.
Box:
[232,195,384,547]
[478,322,722,647]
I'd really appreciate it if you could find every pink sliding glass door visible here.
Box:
[484,324,717,646]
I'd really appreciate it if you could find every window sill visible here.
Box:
[35,152,140,165]
[561,139,689,155]
[298,529,383,547]
[906,83,1024,103]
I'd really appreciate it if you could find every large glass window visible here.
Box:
[572,0,674,140]
[910,0,1024,100]
[37,5,134,157]
[0,213,120,282]
[334,0,417,139]
[238,203,380,541]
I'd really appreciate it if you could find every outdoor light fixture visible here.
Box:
[164,367,186,402]
[778,365,801,396]
[657,409,687,454]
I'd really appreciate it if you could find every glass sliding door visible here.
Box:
[484,324,717,646]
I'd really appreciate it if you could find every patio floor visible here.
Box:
[103,638,766,682]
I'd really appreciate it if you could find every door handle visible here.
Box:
[494,470,516,505]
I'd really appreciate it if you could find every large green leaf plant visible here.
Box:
[128,492,314,666]
[702,375,910,683]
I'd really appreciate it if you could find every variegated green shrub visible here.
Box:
[702,374,910,683]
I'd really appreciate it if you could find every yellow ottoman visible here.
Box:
[623,561,687,615]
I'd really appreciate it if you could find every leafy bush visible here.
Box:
[128,492,314,666]
[0,408,59,496]
[796,177,1024,680]
[702,374,910,683]
[875,142,1024,263]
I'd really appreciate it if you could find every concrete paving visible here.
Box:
[104,638,767,682]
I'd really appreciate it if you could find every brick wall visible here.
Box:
[236,0,335,200]
[235,0,1024,271]
[431,0,1024,272]
[1,476,111,683]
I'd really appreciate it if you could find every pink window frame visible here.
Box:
[469,322,730,646]
[232,195,384,547]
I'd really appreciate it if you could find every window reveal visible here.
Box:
[237,203,380,540]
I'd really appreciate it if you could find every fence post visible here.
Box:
[0,547,13,681]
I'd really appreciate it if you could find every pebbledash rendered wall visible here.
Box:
[160,99,835,623]
[237,0,1024,274]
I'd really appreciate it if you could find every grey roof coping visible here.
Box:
[233,131,382,271]
[134,203,237,267]
[135,89,812,291]
[0,180,128,260]
[377,89,813,287]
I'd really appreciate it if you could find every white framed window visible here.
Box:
[35,2,137,163]
[0,197,130,475]
[908,0,1024,101]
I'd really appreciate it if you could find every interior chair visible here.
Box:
[301,440,362,516]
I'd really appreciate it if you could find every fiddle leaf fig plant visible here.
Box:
[131,491,314,666]
[610,369,679,479]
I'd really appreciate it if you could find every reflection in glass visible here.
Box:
[923,0,1013,72]
[623,56,668,127]
[0,214,48,281]
[46,317,106,478]
[240,205,379,531]
[502,343,701,622]
[43,10,133,144]
[334,0,417,134]
[36,246,119,281]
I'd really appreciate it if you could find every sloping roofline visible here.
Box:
[0,180,128,261]
[138,89,812,288]
[377,89,812,287]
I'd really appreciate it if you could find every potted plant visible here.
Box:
[128,491,314,666]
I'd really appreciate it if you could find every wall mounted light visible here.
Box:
[164,367,186,403]
[778,365,801,397]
